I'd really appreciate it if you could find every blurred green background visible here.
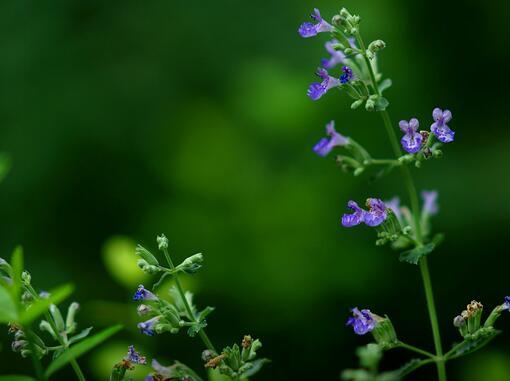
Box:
[1,0,509,380]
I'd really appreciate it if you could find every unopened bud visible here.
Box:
[157,234,168,250]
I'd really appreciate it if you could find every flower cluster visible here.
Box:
[341,198,387,227]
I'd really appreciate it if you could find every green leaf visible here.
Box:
[136,244,160,266]
[197,306,215,321]
[378,78,392,94]
[0,376,36,381]
[399,243,435,265]
[374,96,389,111]
[187,320,207,337]
[68,327,93,345]
[19,284,74,325]
[0,285,18,322]
[11,246,24,301]
[240,358,270,378]
[446,327,500,360]
[45,324,123,377]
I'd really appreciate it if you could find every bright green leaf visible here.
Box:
[20,284,74,325]
[45,324,123,377]
[0,285,18,322]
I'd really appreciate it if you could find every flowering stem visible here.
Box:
[397,341,435,359]
[26,328,46,381]
[161,247,218,353]
[355,30,447,381]
[26,285,86,381]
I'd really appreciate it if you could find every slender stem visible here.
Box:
[26,285,86,381]
[27,328,46,381]
[397,341,435,359]
[162,248,218,353]
[355,30,446,381]
[364,158,400,166]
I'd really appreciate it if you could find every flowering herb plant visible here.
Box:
[298,6,508,381]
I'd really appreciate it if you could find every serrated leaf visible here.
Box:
[0,376,36,381]
[45,324,122,377]
[187,320,207,337]
[446,327,500,360]
[0,285,18,322]
[399,243,435,265]
[197,306,215,321]
[20,284,74,325]
[68,327,93,345]
[378,78,392,94]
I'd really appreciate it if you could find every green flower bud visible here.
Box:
[371,315,397,348]
[21,271,31,285]
[66,302,80,334]
[365,99,375,111]
[50,304,65,333]
[484,305,505,328]
[176,253,204,274]
[368,40,386,53]
[351,99,364,109]
[157,234,169,250]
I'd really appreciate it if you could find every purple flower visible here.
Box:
[307,68,341,100]
[298,9,334,38]
[341,198,388,228]
[313,120,349,157]
[503,296,510,311]
[431,108,454,143]
[133,285,158,301]
[346,308,376,335]
[364,198,387,227]
[126,345,147,365]
[321,40,346,69]
[399,118,423,153]
[421,190,438,215]
[144,376,154,381]
[340,66,354,84]
[138,316,160,336]
[341,201,366,227]
[384,197,402,221]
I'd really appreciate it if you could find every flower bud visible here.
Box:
[365,98,375,111]
[368,40,386,53]
[371,315,397,348]
[176,253,204,274]
[21,271,31,285]
[202,349,215,362]
[157,234,169,250]
[66,302,80,334]
[137,304,152,316]
[350,99,364,109]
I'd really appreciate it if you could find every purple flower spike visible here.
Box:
[346,308,376,335]
[431,108,454,143]
[385,197,402,220]
[399,118,423,153]
[321,40,346,69]
[340,66,354,84]
[133,285,158,301]
[364,198,387,227]
[503,296,510,311]
[341,201,366,227]
[138,316,160,336]
[144,376,155,381]
[307,68,341,101]
[126,345,147,365]
[298,9,334,38]
[313,120,349,157]
[421,190,439,215]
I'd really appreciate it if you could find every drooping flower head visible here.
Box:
[364,198,388,227]
[346,308,377,335]
[126,345,147,365]
[307,68,341,101]
[421,190,438,215]
[321,40,346,69]
[399,118,423,153]
[313,120,349,157]
[341,201,365,227]
[431,108,454,143]
[340,66,354,84]
[138,316,160,336]
[384,197,401,221]
[298,9,334,38]
[133,285,158,301]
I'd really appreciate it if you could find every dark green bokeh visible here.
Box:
[1,0,509,380]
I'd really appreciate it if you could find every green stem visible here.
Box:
[363,158,400,166]
[162,248,217,353]
[26,285,86,381]
[397,341,435,359]
[355,30,446,381]
[27,329,46,381]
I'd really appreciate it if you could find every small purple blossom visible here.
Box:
[321,40,346,69]
[431,108,454,143]
[133,285,158,301]
[340,66,354,84]
[421,190,438,215]
[313,120,349,157]
[126,345,147,365]
[138,316,160,336]
[399,118,423,153]
[341,201,365,227]
[364,198,388,227]
[503,296,510,311]
[307,68,341,101]
[341,198,388,228]
[384,197,401,221]
[298,9,334,38]
[346,308,377,335]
